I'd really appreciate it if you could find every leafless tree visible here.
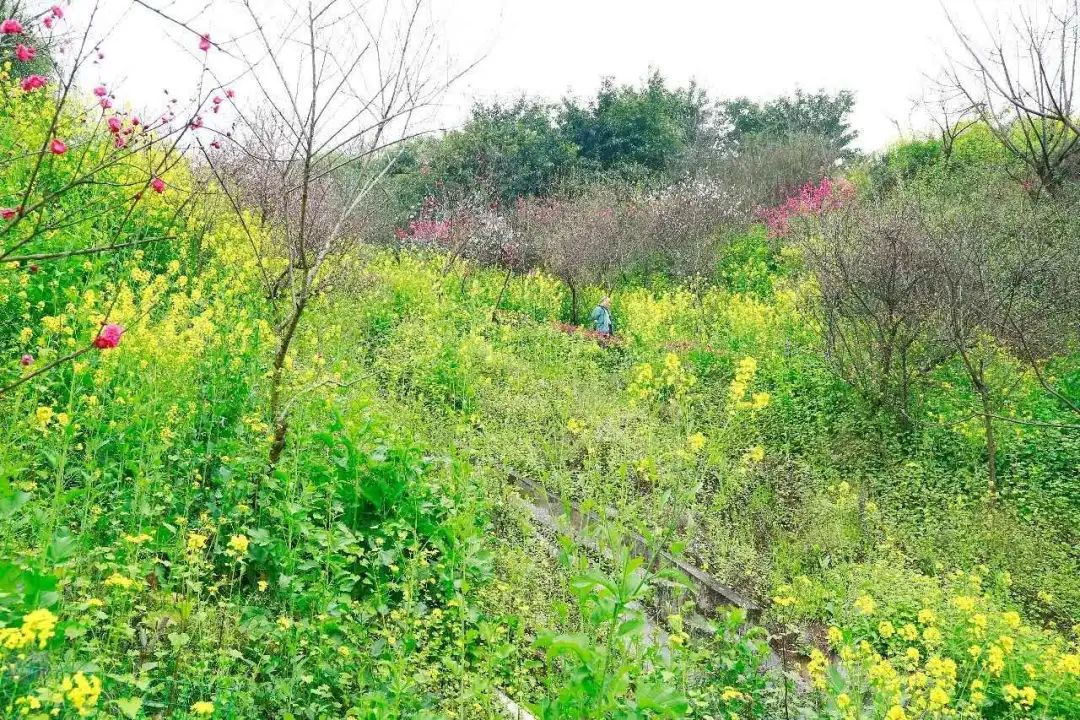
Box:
[800,176,1080,493]
[922,86,980,164]
[796,198,946,427]
[946,1,1080,194]
[163,0,467,495]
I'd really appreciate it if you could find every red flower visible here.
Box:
[51,5,64,19]
[50,138,67,154]
[21,354,33,366]
[15,43,35,61]
[150,177,165,193]
[198,34,211,52]
[107,116,122,134]
[131,116,141,127]
[93,324,123,349]
[1,18,23,34]
[1,207,17,220]
[93,85,107,96]
[20,74,47,92]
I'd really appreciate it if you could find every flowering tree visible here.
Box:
[759,177,855,239]
[0,1,236,396]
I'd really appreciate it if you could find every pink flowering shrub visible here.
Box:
[396,217,452,244]
[760,177,855,238]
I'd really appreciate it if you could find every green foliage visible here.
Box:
[559,70,708,181]
[717,89,857,155]
[3,54,1079,720]
[395,99,579,209]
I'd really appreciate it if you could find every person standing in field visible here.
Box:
[590,296,614,337]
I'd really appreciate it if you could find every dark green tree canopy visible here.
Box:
[717,89,857,154]
[559,70,710,179]
[429,99,579,206]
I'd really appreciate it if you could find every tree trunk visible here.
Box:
[262,294,308,510]
[492,266,513,322]
[568,281,579,325]
[977,382,997,499]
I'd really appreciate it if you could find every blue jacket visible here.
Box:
[590,305,613,334]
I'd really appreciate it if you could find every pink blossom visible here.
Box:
[760,177,854,238]
[189,115,203,130]
[50,138,67,155]
[1,207,17,220]
[131,116,141,127]
[225,88,235,99]
[114,136,126,149]
[150,177,165,193]
[20,74,47,92]
[398,216,451,244]
[198,34,211,52]
[21,354,33,366]
[15,43,35,61]
[2,18,24,34]
[209,140,221,149]
[43,16,53,29]
[51,5,64,19]
[93,85,107,96]
[99,97,113,109]
[93,324,123,349]
[107,116,122,134]
[212,95,223,105]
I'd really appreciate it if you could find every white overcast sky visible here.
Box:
[72,0,1049,152]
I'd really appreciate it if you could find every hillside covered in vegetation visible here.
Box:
[2,1,1080,719]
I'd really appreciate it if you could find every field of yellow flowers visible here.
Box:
[2,37,1080,720]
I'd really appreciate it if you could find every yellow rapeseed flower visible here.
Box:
[104,573,136,590]
[186,532,208,552]
[191,700,215,716]
[227,534,250,555]
[855,595,876,615]
[63,672,102,716]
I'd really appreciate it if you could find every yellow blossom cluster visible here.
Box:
[0,608,58,650]
[627,352,697,404]
[809,585,1080,719]
[727,356,770,411]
